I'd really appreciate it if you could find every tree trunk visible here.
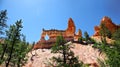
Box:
[62,44,66,64]
[17,58,21,67]
[6,40,15,67]
[0,44,7,60]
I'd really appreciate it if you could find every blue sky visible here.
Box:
[0,0,120,43]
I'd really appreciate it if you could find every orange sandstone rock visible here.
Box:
[34,18,82,49]
[94,16,120,36]
[74,29,82,41]
[66,18,76,36]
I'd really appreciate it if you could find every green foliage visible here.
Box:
[50,35,83,67]
[100,23,112,39]
[51,35,66,53]
[99,23,111,45]
[105,40,120,67]
[84,31,90,41]
[92,43,98,48]
[112,28,120,40]
[78,37,83,44]
[0,43,4,64]
[0,10,7,37]
[86,38,96,44]
[0,10,32,67]
[0,20,31,67]
[98,23,120,66]
[107,30,112,39]
[0,10,8,64]
[93,38,120,67]
[83,31,95,44]
[97,58,106,67]
[82,38,86,41]
[89,38,96,44]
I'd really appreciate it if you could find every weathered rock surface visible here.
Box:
[94,16,120,36]
[74,29,82,41]
[34,18,82,49]
[24,43,105,67]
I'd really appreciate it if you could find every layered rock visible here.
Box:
[94,16,120,36]
[66,18,76,36]
[34,18,82,49]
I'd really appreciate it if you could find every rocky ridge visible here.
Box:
[94,16,120,36]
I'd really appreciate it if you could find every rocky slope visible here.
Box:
[24,42,105,67]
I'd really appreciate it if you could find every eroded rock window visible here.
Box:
[45,34,49,40]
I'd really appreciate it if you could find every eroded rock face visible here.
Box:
[94,16,120,36]
[74,29,82,41]
[33,18,82,49]
[94,26,100,36]
[66,18,76,36]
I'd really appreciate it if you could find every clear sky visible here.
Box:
[0,0,120,43]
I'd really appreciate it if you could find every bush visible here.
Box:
[84,31,90,41]
[90,38,96,44]
[78,37,83,44]
[112,29,120,40]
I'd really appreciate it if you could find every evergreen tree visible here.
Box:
[49,35,83,67]
[0,20,31,67]
[93,32,120,67]
[98,41,120,67]
[78,37,83,44]
[100,23,108,44]
[5,20,23,67]
[112,28,120,40]
[84,31,94,44]
[100,23,112,44]
[0,10,7,64]
[100,23,111,38]
[11,35,30,67]
[0,10,7,37]
[84,31,90,41]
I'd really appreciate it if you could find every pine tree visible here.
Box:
[84,31,91,44]
[78,37,83,44]
[0,10,7,37]
[100,23,112,44]
[49,35,83,67]
[5,20,23,67]
[112,28,120,40]
[0,20,31,67]
[0,10,7,64]
[100,23,108,44]
[84,31,90,41]
[93,27,120,67]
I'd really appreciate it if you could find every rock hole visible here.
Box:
[45,34,49,40]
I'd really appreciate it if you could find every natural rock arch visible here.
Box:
[34,18,82,49]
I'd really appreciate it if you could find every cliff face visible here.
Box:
[94,16,120,36]
[33,18,82,49]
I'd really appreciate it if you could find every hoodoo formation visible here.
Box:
[34,18,82,49]
[94,16,120,36]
